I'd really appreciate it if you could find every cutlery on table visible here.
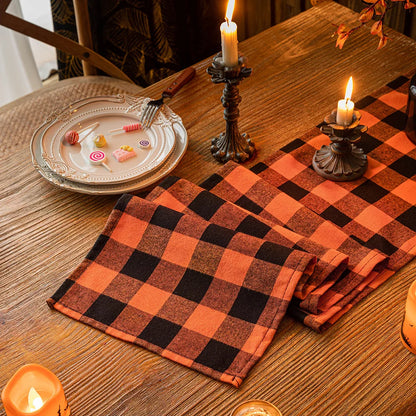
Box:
[140,67,196,128]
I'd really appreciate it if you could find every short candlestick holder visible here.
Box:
[207,52,255,163]
[312,109,368,181]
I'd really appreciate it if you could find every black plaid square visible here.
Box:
[195,339,240,373]
[280,138,305,153]
[278,181,309,201]
[139,316,182,349]
[361,133,384,154]
[235,216,271,239]
[387,75,409,89]
[200,223,235,247]
[229,287,269,323]
[235,195,264,215]
[389,155,416,178]
[200,173,224,191]
[356,95,377,108]
[173,268,213,303]
[188,190,226,220]
[321,206,352,228]
[396,207,416,232]
[150,205,183,230]
[382,110,407,130]
[255,241,292,265]
[86,234,110,261]
[84,294,127,326]
[250,162,269,174]
[365,234,398,256]
[351,180,390,204]
[120,250,161,282]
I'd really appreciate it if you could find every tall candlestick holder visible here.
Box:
[207,52,255,163]
[312,109,368,181]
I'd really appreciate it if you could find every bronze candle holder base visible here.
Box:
[207,53,255,163]
[312,109,368,181]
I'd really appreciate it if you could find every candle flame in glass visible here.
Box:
[345,76,353,102]
[225,0,235,25]
[28,387,44,412]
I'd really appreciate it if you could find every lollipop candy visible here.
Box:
[109,123,142,135]
[65,130,79,145]
[138,139,151,149]
[64,122,99,145]
[89,150,111,171]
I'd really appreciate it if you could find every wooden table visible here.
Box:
[2,2,416,415]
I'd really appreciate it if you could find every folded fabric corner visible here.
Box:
[47,194,315,387]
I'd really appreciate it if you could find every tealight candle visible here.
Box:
[401,280,416,354]
[230,400,282,416]
[336,76,355,126]
[220,0,239,67]
[1,364,70,416]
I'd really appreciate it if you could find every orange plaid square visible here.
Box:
[162,231,199,267]
[77,263,118,293]
[354,205,394,233]
[215,249,254,285]
[184,304,227,338]
[110,212,148,248]
[129,283,170,315]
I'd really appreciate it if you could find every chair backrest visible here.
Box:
[0,0,133,83]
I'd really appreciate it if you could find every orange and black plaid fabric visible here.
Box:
[146,177,349,310]
[199,73,416,331]
[48,195,315,387]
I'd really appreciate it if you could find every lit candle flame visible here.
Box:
[225,0,235,25]
[28,387,43,412]
[345,76,353,102]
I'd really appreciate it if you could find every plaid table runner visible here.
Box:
[48,72,416,386]
[198,73,416,331]
[48,195,315,387]
[146,177,350,310]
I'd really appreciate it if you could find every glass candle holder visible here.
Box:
[1,364,70,416]
[230,400,282,416]
[405,73,416,144]
[401,280,416,354]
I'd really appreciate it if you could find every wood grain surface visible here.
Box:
[1,3,416,415]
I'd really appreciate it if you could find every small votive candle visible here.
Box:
[401,280,416,354]
[1,364,70,416]
[336,76,355,126]
[230,400,282,416]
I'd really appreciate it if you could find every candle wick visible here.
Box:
[225,16,230,26]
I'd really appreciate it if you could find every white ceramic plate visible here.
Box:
[30,96,188,195]
[40,95,175,185]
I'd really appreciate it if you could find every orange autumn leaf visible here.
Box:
[375,2,387,14]
[334,0,407,49]
[359,7,375,22]
[336,24,347,34]
[336,32,349,49]
[371,20,383,36]
[378,35,388,49]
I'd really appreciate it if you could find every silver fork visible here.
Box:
[140,67,196,128]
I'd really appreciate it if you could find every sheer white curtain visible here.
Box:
[0,0,42,106]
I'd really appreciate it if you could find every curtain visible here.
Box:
[0,0,42,106]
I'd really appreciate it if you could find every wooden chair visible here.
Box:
[0,0,133,83]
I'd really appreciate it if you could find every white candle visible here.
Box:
[220,0,238,67]
[336,76,355,126]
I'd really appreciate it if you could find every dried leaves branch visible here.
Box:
[335,0,415,49]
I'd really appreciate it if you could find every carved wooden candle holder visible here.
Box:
[207,52,255,163]
[312,109,368,181]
